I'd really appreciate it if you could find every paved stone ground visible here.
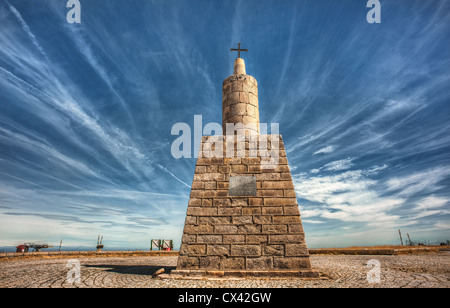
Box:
[0,252,449,288]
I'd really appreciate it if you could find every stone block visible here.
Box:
[218,207,242,216]
[186,207,217,216]
[181,234,196,244]
[242,207,261,215]
[183,224,214,234]
[191,182,204,189]
[283,190,296,197]
[231,198,248,206]
[239,92,249,104]
[257,190,284,197]
[223,235,245,243]
[273,215,301,224]
[246,235,268,243]
[253,215,272,224]
[262,224,287,234]
[249,93,258,106]
[232,215,253,224]
[264,197,297,206]
[262,181,294,190]
[195,166,206,174]
[231,80,243,92]
[185,216,197,225]
[273,257,311,269]
[207,245,230,256]
[230,164,247,173]
[215,225,238,234]
[213,198,231,207]
[217,181,229,189]
[177,256,199,269]
[197,235,223,244]
[181,245,206,255]
[199,216,231,225]
[188,198,202,206]
[264,245,284,256]
[261,207,283,215]
[289,224,305,233]
[285,244,309,256]
[204,181,216,189]
[246,257,273,270]
[237,224,261,234]
[249,197,263,206]
[221,257,245,270]
[227,92,239,104]
[202,199,213,206]
[231,103,247,116]
[231,245,261,256]
[199,256,220,269]
[284,206,300,215]
[269,234,305,244]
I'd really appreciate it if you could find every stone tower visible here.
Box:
[173,45,318,277]
[222,57,259,135]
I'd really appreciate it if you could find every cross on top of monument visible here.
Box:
[230,43,248,59]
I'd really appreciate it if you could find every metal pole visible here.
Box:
[398,229,404,246]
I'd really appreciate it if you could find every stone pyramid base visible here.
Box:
[175,135,318,278]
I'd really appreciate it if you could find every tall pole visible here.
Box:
[59,239,62,252]
[398,229,404,246]
[407,233,412,246]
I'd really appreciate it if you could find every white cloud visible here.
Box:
[434,221,450,230]
[294,167,406,227]
[299,208,327,218]
[386,167,450,197]
[302,220,324,224]
[6,2,49,61]
[313,145,335,155]
[364,164,388,175]
[415,196,449,210]
[295,170,375,204]
[323,157,355,171]
[307,157,356,175]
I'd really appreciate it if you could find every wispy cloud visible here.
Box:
[313,145,335,155]
[415,196,449,210]
[309,157,356,174]
[5,1,48,61]
[386,167,450,197]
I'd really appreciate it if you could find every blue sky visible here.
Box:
[0,0,449,250]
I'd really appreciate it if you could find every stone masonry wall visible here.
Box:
[222,73,259,135]
[177,135,313,272]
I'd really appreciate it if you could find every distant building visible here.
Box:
[16,245,28,253]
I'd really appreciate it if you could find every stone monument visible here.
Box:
[172,44,318,277]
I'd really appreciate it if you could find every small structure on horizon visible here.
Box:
[96,235,104,251]
[151,239,173,251]
[15,243,53,253]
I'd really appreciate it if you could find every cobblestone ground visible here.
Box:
[0,253,448,288]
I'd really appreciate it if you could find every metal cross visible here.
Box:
[230,43,248,58]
